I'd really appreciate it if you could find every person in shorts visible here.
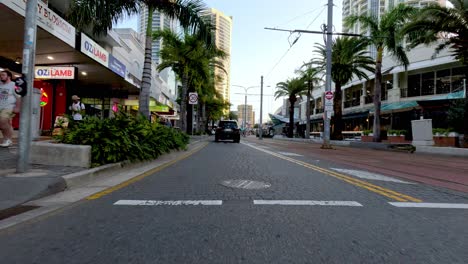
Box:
[0,70,21,147]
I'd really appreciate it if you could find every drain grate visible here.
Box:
[221,180,271,190]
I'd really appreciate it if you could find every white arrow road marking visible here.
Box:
[389,202,468,209]
[253,200,363,206]
[114,200,223,206]
[277,152,303,157]
[331,168,414,184]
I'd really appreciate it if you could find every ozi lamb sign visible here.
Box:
[35,67,75,79]
[81,33,109,67]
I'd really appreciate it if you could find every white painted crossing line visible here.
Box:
[253,200,363,206]
[389,202,468,209]
[331,168,414,184]
[277,152,303,157]
[114,200,223,206]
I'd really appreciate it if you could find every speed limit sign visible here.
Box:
[188,92,198,105]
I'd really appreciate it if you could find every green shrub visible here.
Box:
[54,111,189,166]
[363,130,372,136]
[388,129,407,136]
[433,128,447,136]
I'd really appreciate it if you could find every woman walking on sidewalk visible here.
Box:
[0,70,21,147]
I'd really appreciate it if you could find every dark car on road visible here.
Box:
[215,120,240,143]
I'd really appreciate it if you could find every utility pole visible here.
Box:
[244,94,247,129]
[17,0,38,172]
[321,0,333,149]
[259,76,264,140]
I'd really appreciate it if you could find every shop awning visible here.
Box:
[421,90,464,101]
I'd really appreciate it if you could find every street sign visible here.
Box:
[325,103,333,112]
[188,92,198,105]
[325,91,334,100]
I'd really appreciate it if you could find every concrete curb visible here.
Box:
[62,139,207,189]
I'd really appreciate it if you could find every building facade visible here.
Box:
[237,105,255,127]
[293,0,463,140]
[201,8,233,105]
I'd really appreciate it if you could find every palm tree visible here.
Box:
[402,0,468,147]
[275,78,307,138]
[345,3,416,142]
[314,37,375,140]
[296,64,322,139]
[67,0,211,119]
[153,29,226,133]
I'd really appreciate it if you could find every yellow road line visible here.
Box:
[86,142,209,200]
[244,143,422,203]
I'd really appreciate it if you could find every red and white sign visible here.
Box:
[81,33,109,67]
[35,66,75,79]
[2,0,76,48]
[188,92,198,105]
[325,91,334,100]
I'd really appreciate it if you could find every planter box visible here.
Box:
[361,135,374,142]
[388,135,407,144]
[433,136,458,147]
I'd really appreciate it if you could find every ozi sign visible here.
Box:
[81,33,109,67]
[35,66,75,79]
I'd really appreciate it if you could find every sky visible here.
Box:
[117,0,343,122]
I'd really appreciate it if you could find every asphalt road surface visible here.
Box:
[1,138,468,263]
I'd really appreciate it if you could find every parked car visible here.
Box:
[215,120,240,143]
[256,125,275,138]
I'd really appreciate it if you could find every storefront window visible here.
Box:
[436,69,451,94]
[408,74,421,97]
[421,72,435,95]
[451,67,466,92]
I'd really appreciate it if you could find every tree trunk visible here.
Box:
[288,96,296,138]
[332,83,343,140]
[373,48,383,142]
[138,5,154,119]
[201,102,207,134]
[187,101,193,134]
[180,73,189,132]
[305,81,311,139]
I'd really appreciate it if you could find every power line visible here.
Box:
[264,5,328,79]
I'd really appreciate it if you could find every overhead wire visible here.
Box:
[265,5,327,79]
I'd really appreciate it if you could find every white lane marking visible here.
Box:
[253,200,363,206]
[277,152,303,157]
[389,202,468,209]
[114,200,223,206]
[331,168,414,184]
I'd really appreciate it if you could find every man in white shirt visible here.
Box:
[0,70,21,147]
[69,95,85,121]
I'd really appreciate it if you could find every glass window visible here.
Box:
[219,121,238,129]
[408,74,421,97]
[421,72,435,95]
[451,67,466,92]
[436,69,451,94]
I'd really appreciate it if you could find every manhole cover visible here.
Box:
[221,180,271,190]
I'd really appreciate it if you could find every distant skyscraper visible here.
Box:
[201,8,232,105]
[138,6,178,65]
[237,104,254,127]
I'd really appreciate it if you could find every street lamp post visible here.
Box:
[232,85,258,129]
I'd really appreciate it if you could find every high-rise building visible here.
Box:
[138,6,178,65]
[237,105,254,127]
[342,0,446,35]
[201,8,232,105]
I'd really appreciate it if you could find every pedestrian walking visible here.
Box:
[69,95,85,121]
[0,70,21,147]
